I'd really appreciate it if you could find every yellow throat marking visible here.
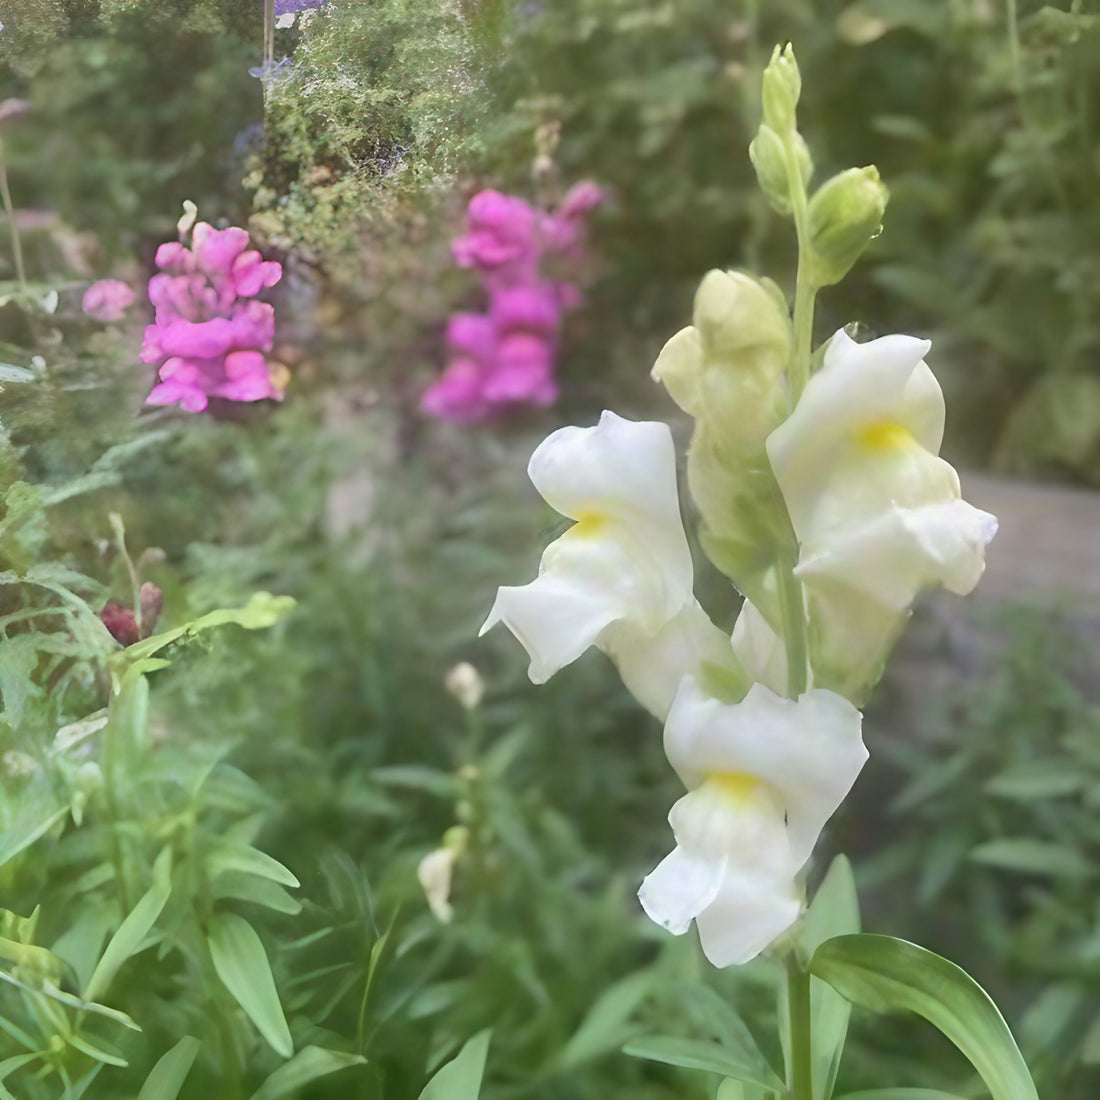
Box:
[705,772,762,802]
[856,420,915,453]
[570,510,609,538]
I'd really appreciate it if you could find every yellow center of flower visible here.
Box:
[705,771,762,803]
[855,420,915,453]
[570,510,609,538]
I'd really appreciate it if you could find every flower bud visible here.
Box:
[760,43,801,135]
[445,662,484,710]
[692,270,790,376]
[807,166,888,287]
[749,126,813,217]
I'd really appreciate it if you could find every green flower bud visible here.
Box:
[693,269,791,376]
[760,43,801,135]
[807,165,888,287]
[749,125,813,217]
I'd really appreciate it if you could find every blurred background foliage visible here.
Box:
[1,0,1099,1097]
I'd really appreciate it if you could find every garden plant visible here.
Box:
[0,2,1096,1099]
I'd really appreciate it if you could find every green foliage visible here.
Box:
[811,934,1037,1100]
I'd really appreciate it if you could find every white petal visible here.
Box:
[529,411,687,542]
[694,867,802,967]
[795,499,998,609]
[601,600,735,721]
[768,331,934,529]
[483,411,697,683]
[638,845,726,935]
[730,598,789,696]
[663,680,866,869]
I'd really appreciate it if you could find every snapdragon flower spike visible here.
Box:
[766,330,997,694]
[82,279,135,322]
[639,678,866,966]
[480,411,733,721]
[140,220,284,413]
[423,184,603,423]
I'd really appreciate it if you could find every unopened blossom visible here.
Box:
[141,218,284,412]
[423,184,603,423]
[481,411,734,720]
[639,679,866,966]
[445,662,484,710]
[766,330,996,693]
[82,279,135,322]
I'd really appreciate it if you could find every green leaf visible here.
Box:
[810,934,1038,1100]
[85,847,172,1002]
[969,838,1093,879]
[117,592,296,666]
[716,1080,768,1100]
[211,873,302,915]
[985,766,1084,801]
[207,913,293,1059]
[835,1092,969,1100]
[206,843,300,889]
[247,1046,366,1100]
[418,1029,491,1100]
[623,1036,784,1091]
[558,968,655,1068]
[136,1037,201,1100]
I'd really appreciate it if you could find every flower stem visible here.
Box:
[783,143,817,407]
[776,548,807,698]
[0,140,27,293]
[776,138,816,699]
[787,953,814,1100]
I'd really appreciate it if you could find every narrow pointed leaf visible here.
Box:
[623,1036,784,1091]
[559,968,655,1068]
[207,913,292,1058]
[85,848,172,1002]
[247,1046,366,1100]
[137,1037,201,1100]
[810,934,1038,1100]
[419,1029,491,1100]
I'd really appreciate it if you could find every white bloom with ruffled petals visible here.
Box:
[481,411,733,719]
[767,330,997,610]
[639,679,866,966]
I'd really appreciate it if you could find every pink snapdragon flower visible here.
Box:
[82,279,135,322]
[423,182,604,423]
[140,217,284,412]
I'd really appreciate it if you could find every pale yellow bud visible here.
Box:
[445,662,484,710]
[760,43,801,134]
[692,270,790,376]
[807,166,888,287]
[749,126,813,217]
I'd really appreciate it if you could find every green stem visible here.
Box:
[783,142,817,406]
[787,953,813,1100]
[0,141,27,292]
[776,551,807,699]
[775,138,816,698]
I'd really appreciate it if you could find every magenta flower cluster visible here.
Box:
[141,222,284,413]
[422,182,603,423]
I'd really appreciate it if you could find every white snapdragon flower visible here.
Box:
[481,411,733,720]
[639,679,865,966]
[767,330,997,610]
